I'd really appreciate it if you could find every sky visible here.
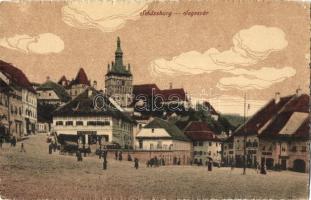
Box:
[0,1,309,116]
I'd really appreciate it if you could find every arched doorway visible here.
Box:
[293,159,306,173]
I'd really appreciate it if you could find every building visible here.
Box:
[36,79,71,105]
[67,68,90,99]
[258,92,309,172]
[0,75,11,140]
[184,121,222,165]
[232,92,293,168]
[0,60,36,139]
[58,75,69,88]
[228,90,309,172]
[105,37,133,108]
[22,88,37,135]
[135,117,191,164]
[52,87,135,149]
[36,79,71,133]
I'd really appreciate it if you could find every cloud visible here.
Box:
[0,33,64,54]
[149,25,294,90]
[150,49,235,76]
[216,67,296,90]
[62,1,148,32]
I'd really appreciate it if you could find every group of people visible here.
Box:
[0,136,26,153]
[97,149,139,170]
[146,156,166,167]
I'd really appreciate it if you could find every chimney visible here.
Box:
[275,92,280,104]
[169,82,173,89]
[46,76,50,81]
[296,88,302,96]
[128,64,131,72]
[108,64,110,72]
[93,81,97,90]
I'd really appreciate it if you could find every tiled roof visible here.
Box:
[234,95,294,136]
[0,60,35,93]
[160,88,186,101]
[69,68,90,87]
[58,75,69,86]
[37,80,71,102]
[184,121,220,141]
[259,94,309,139]
[53,87,133,123]
[142,117,190,141]
[133,84,160,97]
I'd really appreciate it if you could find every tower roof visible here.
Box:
[106,37,132,77]
[69,68,90,86]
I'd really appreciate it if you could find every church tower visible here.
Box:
[105,37,133,107]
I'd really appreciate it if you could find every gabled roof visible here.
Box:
[160,88,186,101]
[133,84,160,97]
[184,121,220,141]
[203,101,218,115]
[259,94,309,140]
[69,68,90,87]
[0,60,35,93]
[58,75,69,86]
[53,87,133,123]
[142,117,190,141]
[37,80,71,102]
[234,95,294,136]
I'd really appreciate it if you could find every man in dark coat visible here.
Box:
[134,158,139,169]
[118,151,123,161]
[48,143,53,154]
[208,160,212,171]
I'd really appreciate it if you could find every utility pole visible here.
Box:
[243,93,247,175]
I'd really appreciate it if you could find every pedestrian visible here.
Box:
[118,151,122,161]
[128,154,132,161]
[208,160,212,171]
[177,158,181,165]
[13,136,16,147]
[0,137,3,148]
[260,164,267,175]
[53,142,57,152]
[115,150,118,160]
[20,142,26,153]
[134,158,139,169]
[48,143,52,154]
[98,147,102,159]
[103,149,107,162]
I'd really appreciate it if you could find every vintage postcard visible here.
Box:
[0,0,310,199]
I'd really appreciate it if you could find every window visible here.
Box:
[48,93,51,96]
[150,143,154,150]
[291,146,297,152]
[151,128,154,133]
[301,146,307,152]
[76,121,83,126]
[65,121,73,126]
[198,141,203,146]
[193,141,197,146]
[157,141,162,149]
[208,151,211,156]
[139,140,143,149]
[209,142,212,146]
[56,121,63,126]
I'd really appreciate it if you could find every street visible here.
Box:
[0,134,308,199]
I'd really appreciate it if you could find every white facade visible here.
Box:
[53,115,133,148]
[22,89,37,135]
[135,128,191,151]
[193,140,222,164]
[37,90,61,104]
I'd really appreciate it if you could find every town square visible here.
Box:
[0,1,310,199]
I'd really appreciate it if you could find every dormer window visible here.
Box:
[151,128,154,133]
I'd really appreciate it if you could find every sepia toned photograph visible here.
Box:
[0,0,310,199]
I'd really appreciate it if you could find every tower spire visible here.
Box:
[115,36,123,68]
